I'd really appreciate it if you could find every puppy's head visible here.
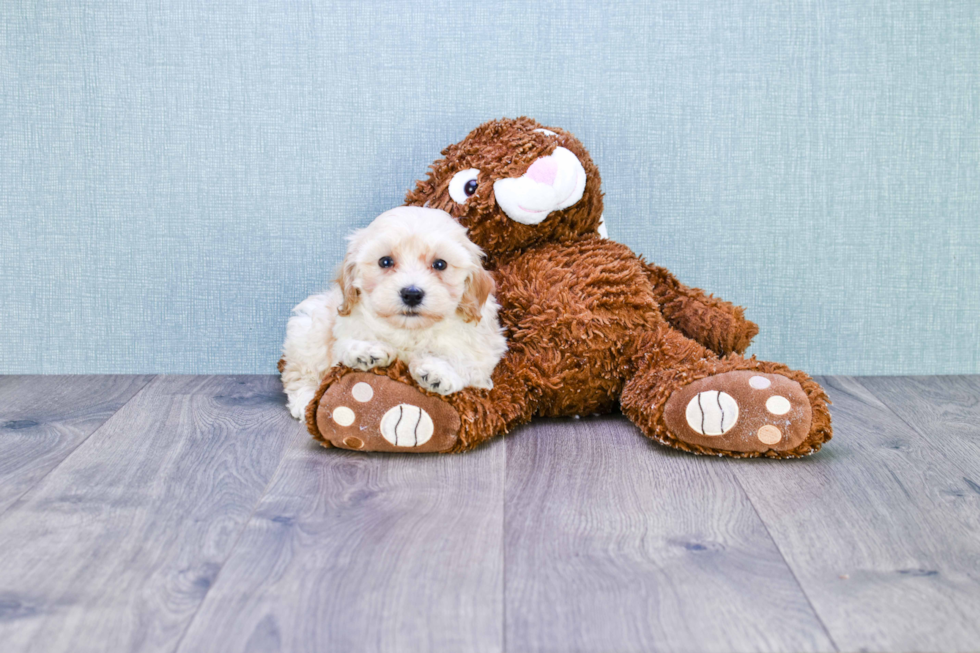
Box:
[338,206,494,330]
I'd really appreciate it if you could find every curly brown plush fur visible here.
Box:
[304,117,831,458]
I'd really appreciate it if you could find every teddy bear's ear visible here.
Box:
[336,254,360,316]
[457,268,495,323]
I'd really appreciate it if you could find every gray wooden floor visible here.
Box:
[0,376,978,653]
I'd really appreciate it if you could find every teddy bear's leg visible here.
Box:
[642,262,760,357]
[305,352,539,453]
[620,326,832,458]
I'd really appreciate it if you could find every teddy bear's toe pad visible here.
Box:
[664,371,811,453]
[315,373,460,453]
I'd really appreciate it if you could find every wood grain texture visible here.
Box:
[0,375,154,514]
[177,432,506,652]
[0,375,298,653]
[858,375,980,478]
[2,375,980,653]
[731,376,980,653]
[504,415,833,653]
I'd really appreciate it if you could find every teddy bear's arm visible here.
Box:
[641,261,759,357]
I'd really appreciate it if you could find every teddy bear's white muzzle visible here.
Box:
[493,147,587,225]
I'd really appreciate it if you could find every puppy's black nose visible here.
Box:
[400,286,425,307]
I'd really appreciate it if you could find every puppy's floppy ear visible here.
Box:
[336,254,359,316]
[457,267,495,323]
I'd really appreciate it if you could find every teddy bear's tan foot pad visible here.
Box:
[315,373,460,453]
[663,371,811,453]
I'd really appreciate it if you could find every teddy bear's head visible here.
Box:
[405,117,604,259]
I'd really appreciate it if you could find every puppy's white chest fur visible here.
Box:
[333,288,507,394]
[336,294,493,359]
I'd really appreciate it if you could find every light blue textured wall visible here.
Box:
[1,0,978,375]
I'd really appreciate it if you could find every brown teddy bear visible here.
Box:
[303,117,831,458]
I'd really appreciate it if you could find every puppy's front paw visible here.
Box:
[410,358,465,395]
[286,386,317,420]
[341,340,396,371]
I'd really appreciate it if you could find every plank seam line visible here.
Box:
[0,374,158,524]
[170,420,304,653]
[501,433,508,653]
[853,376,980,486]
[730,471,840,652]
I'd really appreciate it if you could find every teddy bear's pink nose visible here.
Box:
[525,156,559,186]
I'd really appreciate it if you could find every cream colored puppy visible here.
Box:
[280,206,507,420]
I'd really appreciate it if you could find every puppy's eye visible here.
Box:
[378,256,395,268]
[432,259,447,271]
[448,168,480,204]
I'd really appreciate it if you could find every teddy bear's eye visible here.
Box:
[432,259,447,271]
[449,169,480,204]
[379,256,394,268]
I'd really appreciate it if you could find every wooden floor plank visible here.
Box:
[730,376,980,653]
[0,375,298,653]
[504,415,833,653]
[0,375,154,514]
[2,375,978,653]
[857,375,980,478]
[176,429,505,652]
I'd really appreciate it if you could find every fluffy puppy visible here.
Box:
[280,206,507,419]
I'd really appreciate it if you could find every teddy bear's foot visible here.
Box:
[663,371,812,454]
[313,372,461,453]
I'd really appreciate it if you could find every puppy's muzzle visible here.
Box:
[400,286,425,308]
